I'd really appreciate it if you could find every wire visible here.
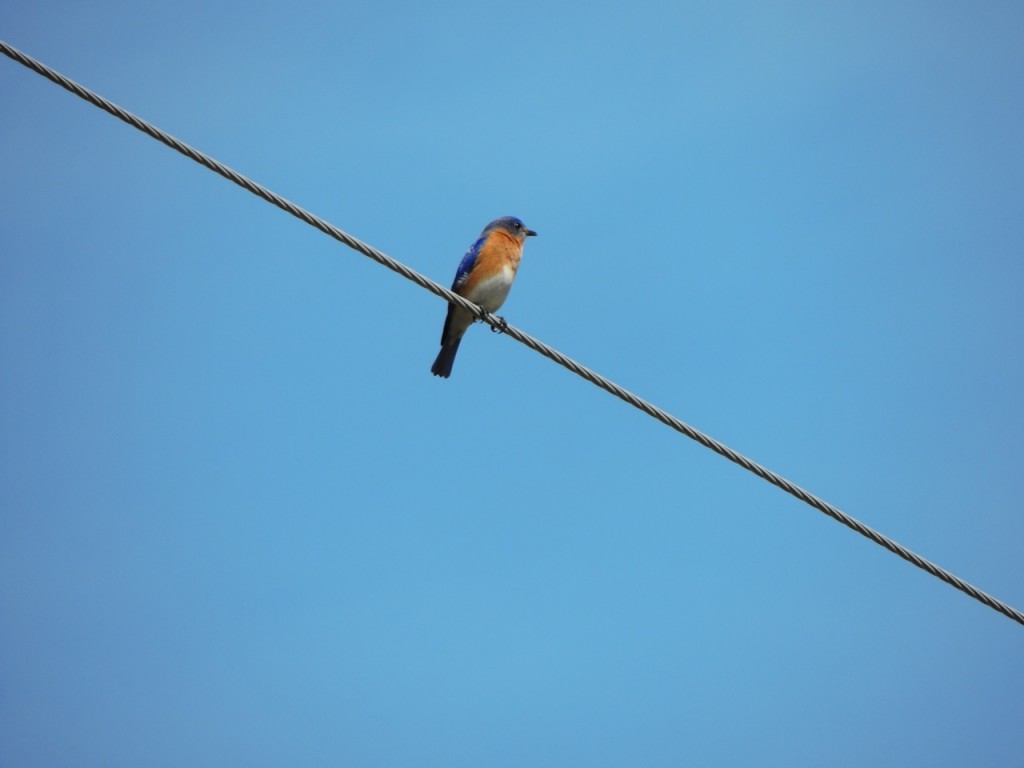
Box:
[3,39,1022,628]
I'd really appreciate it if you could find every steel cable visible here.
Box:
[4,40,1021,627]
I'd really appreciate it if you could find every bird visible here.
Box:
[431,216,537,378]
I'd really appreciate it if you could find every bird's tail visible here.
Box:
[431,339,461,378]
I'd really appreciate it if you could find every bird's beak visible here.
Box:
[526,229,538,237]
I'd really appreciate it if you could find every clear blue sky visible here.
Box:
[2,2,1023,766]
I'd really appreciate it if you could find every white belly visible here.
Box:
[466,267,515,313]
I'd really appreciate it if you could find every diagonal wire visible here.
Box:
[3,39,1022,628]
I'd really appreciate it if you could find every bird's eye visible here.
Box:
[514,221,523,230]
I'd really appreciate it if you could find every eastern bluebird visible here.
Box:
[431,216,537,378]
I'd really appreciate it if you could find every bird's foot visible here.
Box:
[490,316,508,333]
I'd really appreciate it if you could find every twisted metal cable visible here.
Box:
[4,40,1022,627]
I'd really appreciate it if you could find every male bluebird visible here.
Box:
[431,216,537,378]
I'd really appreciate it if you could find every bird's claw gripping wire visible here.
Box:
[490,315,509,334]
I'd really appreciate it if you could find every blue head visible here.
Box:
[484,216,538,241]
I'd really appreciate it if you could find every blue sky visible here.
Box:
[2,2,1023,766]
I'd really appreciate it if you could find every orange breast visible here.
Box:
[460,231,522,297]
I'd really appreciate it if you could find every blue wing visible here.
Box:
[451,234,487,291]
